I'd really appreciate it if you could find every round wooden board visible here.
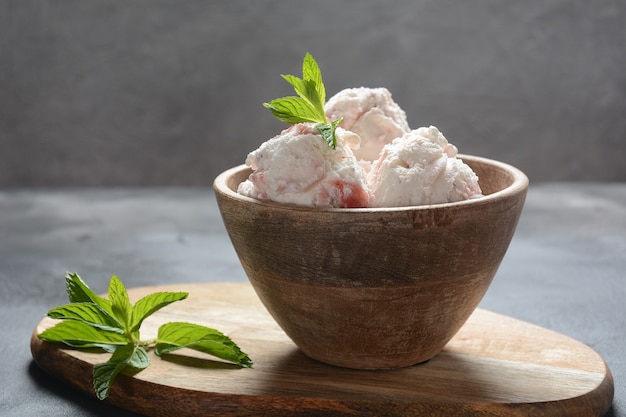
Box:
[31,282,613,417]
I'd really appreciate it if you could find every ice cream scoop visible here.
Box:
[238,123,369,208]
[367,126,482,207]
[325,87,410,162]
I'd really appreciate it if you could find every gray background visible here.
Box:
[1,2,625,415]
[1,0,625,187]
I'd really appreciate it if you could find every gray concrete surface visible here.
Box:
[1,1,625,187]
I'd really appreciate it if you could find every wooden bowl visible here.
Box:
[213,155,528,369]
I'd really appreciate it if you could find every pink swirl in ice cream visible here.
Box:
[237,123,369,208]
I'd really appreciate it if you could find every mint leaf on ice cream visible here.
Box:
[263,52,343,149]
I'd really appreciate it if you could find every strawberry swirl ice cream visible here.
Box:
[237,123,370,208]
[367,126,483,207]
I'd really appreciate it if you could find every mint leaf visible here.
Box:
[317,117,344,150]
[39,320,129,349]
[65,272,114,317]
[93,343,149,400]
[264,52,343,148]
[155,322,252,368]
[107,275,132,331]
[47,303,124,334]
[129,291,188,333]
[281,75,324,118]
[302,52,325,105]
[263,97,322,124]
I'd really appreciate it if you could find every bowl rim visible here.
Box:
[213,154,529,212]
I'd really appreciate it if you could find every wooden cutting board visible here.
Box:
[31,282,614,417]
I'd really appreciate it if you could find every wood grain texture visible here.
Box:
[31,282,613,417]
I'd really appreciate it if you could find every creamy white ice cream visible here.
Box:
[238,123,369,208]
[367,126,482,207]
[325,87,410,162]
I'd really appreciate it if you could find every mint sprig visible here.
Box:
[263,52,343,149]
[39,272,252,400]
[155,322,251,366]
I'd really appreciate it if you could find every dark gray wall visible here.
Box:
[1,0,625,187]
